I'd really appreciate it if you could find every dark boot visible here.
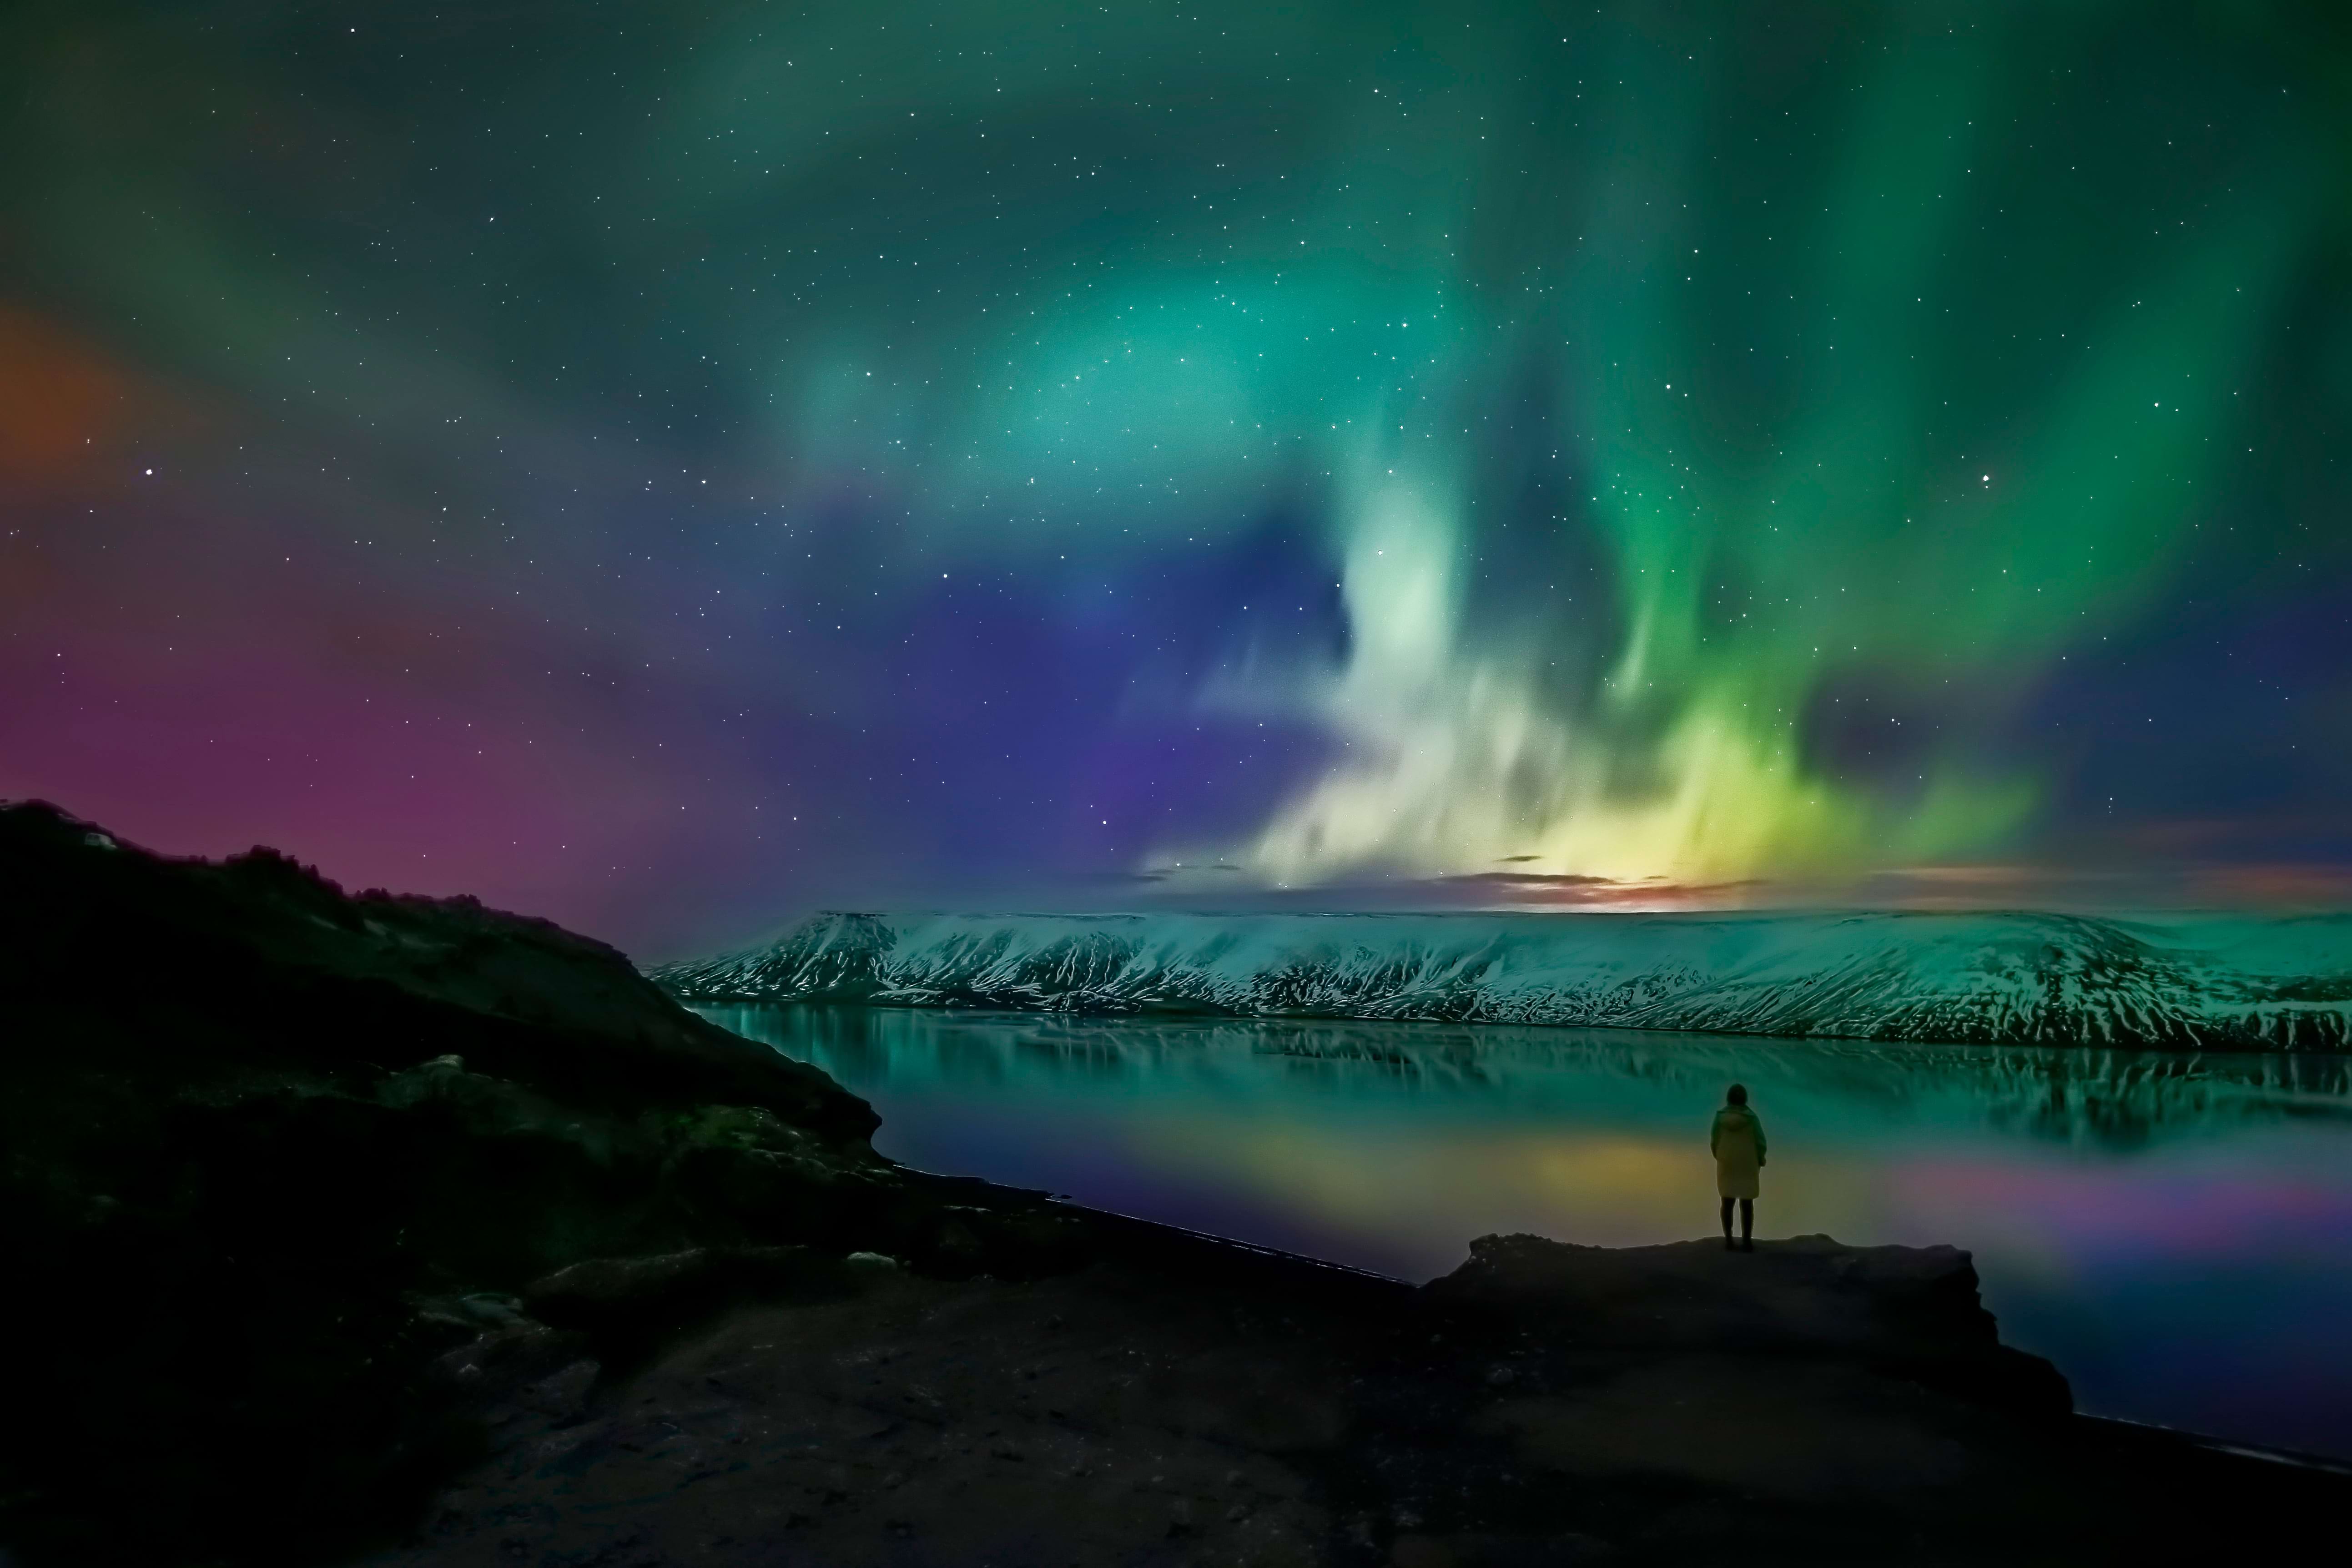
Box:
[1720,1198,1735,1249]
[1739,1199,1755,1250]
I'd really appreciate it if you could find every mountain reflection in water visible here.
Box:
[700,1005,2352,1460]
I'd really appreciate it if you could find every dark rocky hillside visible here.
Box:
[0,803,1081,1565]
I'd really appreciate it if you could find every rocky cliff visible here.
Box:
[0,804,1078,1565]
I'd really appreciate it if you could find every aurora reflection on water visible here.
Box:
[705,1004,2352,1459]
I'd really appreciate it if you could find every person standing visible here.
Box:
[1712,1084,1766,1251]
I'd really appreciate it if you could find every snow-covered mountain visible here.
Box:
[649,908,2352,1049]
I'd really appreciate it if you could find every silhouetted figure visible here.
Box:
[1712,1084,1766,1251]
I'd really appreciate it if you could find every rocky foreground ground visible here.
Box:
[1,802,2344,1567]
[363,1227,2346,1568]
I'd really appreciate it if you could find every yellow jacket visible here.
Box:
[1710,1105,1766,1200]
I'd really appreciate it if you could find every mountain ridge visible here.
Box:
[652,907,2352,1049]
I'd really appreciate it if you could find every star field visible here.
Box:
[2,0,2348,952]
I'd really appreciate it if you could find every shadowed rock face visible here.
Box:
[1425,1232,2072,1417]
[0,801,873,1135]
[1,803,2343,1566]
[0,804,1081,1566]
[370,1228,2343,1568]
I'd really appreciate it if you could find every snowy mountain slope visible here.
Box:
[650,909,2352,1049]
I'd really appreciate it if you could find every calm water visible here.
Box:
[700,1004,2352,1459]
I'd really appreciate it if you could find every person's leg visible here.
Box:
[1739,1198,1754,1247]
[1720,1196,1734,1246]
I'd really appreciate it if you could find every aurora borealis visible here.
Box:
[3,1,2349,952]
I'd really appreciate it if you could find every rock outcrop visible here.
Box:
[0,803,1077,1566]
[373,1223,2344,1568]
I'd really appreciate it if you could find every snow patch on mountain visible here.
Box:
[650,909,2352,1049]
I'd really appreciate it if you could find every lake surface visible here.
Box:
[700,1004,2352,1460]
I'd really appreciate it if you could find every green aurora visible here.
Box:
[4,0,2349,920]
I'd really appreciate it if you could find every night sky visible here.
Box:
[3,1,2349,956]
